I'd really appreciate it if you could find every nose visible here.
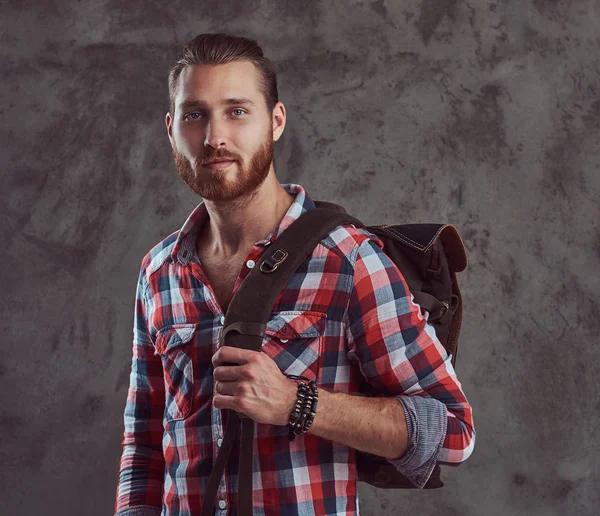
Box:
[204,118,228,149]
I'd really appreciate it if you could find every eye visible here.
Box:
[184,112,201,121]
[231,109,246,116]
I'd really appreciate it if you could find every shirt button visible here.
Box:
[220,316,225,325]
[217,438,223,447]
[219,500,227,509]
[246,259,256,269]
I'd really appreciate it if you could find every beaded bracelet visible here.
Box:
[290,381,317,440]
[285,374,319,442]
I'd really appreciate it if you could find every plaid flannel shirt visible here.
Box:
[115,183,475,516]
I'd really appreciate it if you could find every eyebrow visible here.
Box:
[178,98,256,111]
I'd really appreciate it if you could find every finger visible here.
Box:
[213,393,227,410]
[214,365,238,381]
[213,393,239,412]
[215,380,239,396]
[212,346,256,367]
[214,363,254,381]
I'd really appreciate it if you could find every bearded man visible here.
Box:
[114,32,475,516]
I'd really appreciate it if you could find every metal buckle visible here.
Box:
[259,248,289,273]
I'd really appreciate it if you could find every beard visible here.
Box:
[173,128,275,203]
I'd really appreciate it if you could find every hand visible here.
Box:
[212,346,298,426]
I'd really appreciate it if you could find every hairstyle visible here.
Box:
[168,33,279,115]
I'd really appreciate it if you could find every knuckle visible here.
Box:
[244,365,256,381]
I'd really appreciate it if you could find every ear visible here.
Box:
[272,102,286,142]
[165,112,174,147]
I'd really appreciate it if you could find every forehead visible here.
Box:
[174,61,263,108]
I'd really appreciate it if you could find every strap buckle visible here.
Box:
[259,248,289,273]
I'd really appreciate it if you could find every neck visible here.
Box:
[201,174,295,259]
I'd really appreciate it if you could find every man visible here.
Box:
[114,33,475,516]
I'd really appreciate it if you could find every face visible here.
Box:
[166,61,283,202]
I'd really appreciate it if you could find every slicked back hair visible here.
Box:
[168,33,279,115]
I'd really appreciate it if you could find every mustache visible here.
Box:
[172,146,238,164]
[172,148,239,167]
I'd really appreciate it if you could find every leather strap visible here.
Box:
[223,322,267,340]
[411,291,447,321]
[238,418,255,515]
[200,410,241,516]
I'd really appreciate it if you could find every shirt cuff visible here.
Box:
[115,506,162,516]
[387,395,448,488]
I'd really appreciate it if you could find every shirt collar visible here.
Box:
[170,183,317,266]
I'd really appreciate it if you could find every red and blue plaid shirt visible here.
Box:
[115,183,475,516]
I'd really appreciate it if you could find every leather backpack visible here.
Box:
[200,201,468,516]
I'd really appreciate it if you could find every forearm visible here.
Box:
[307,388,409,460]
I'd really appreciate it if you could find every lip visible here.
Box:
[202,160,235,170]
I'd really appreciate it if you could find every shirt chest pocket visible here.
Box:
[154,323,196,422]
[261,311,326,383]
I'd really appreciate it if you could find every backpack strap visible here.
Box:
[201,205,363,516]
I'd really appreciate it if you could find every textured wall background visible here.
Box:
[2,1,599,515]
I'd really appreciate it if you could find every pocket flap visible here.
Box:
[154,324,196,355]
[264,311,326,340]
[262,311,326,380]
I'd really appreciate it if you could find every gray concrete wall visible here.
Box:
[2,1,598,515]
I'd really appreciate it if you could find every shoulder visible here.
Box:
[320,223,384,263]
[139,230,180,280]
